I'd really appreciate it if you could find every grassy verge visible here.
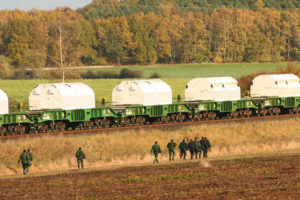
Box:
[0,117,299,176]
[41,62,294,78]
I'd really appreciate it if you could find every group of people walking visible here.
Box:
[18,147,86,175]
[18,137,210,174]
[151,137,211,163]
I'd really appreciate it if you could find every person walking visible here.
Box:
[151,141,162,164]
[204,137,211,158]
[200,137,207,158]
[179,139,188,160]
[194,137,201,159]
[188,139,196,160]
[167,139,177,161]
[18,150,29,175]
[27,149,33,172]
[75,147,86,170]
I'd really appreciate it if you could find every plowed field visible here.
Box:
[1,154,299,200]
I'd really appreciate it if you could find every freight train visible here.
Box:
[1,74,300,136]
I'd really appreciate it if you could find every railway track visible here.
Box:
[1,113,299,140]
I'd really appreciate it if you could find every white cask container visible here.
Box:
[250,74,300,97]
[0,89,9,114]
[29,83,95,110]
[185,77,241,101]
[112,79,172,106]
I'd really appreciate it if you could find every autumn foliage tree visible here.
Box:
[1,1,300,68]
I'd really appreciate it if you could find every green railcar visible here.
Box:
[32,107,118,132]
[253,96,300,115]
[119,103,191,124]
[187,98,259,119]
[0,112,33,135]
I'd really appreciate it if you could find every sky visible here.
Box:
[0,0,93,11]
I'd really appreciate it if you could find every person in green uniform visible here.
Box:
[151,141,161,164]
[167,139,177,161]
[75,147,86,169]
[194,137,201,159]
[18,150,29,175]
[27,149,33,172]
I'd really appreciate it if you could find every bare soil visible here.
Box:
[1,153,299,200]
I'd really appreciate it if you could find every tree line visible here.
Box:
[81,0,300,19]
[1,2,300,71]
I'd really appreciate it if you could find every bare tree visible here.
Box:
[48,23,75,83]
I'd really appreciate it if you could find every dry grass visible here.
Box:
[0,118,300,175]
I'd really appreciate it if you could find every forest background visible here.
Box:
[1,0,300,79]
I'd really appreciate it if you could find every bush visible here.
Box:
[119,68,143,79]
[12,70,37,79]
[238,71,268,94]
[82,70,119,79]
[150,72,161,79]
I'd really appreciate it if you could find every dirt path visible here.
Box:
[1,154,299,200]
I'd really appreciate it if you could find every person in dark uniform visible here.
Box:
[179,139,188,160]
[188,139,196,160]
[200,137,207,158]
[204,137,211,158]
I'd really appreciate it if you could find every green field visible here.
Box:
[65,62,291,78]
[0,63,297,109]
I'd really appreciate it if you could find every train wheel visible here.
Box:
[292,107,300,114]
[261,108,268,116]
[40,124,48,133]
[230,112,238,119]
[208,112,217,120]
[93,119,101,128]
[274,107,281,115]
[176,113,185,122]
[14,125,26,134]
[0,127,6,136]
[136,116,146,125]
[170,114,176,122]
[101,119,111,127]
[55,122,65,131]
[7,125,14,135]
[88,121,93,129]
[245,109,252,117]
[194,113,202,121]
[122,118,130,126]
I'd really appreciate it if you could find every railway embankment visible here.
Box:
[0,117,299,176]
